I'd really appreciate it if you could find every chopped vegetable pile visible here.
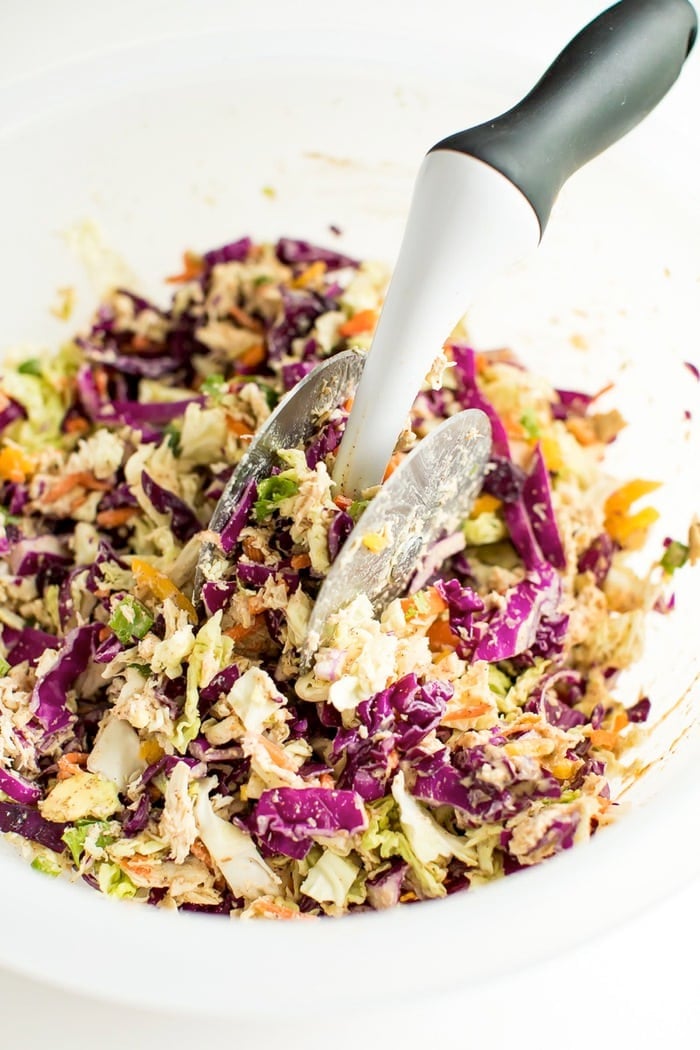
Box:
[0,235,693,918]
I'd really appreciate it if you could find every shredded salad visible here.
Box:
[0,235,694,918]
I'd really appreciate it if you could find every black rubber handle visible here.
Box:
[431,0,697,234]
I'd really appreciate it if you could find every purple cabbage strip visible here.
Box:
[435,578,484,656]
[201,581,237,616]
[7,536,72,577]
[450,345,510,456]
[0,801,67,853]
[515,814,580,861]
[93,634,125,665]
[474,562,563,663]
[76,365,104,419]
[99,398,202,429]
[328,510,354,563]
[305,416,345,469]
[198,664,241,708]
[552,388,594,420]
[141,471,201,542]
[267,287,327,363]
[4,626,60,667]
[522,444,566,569]
[31,623,103,733]
[281,360,316,391]
[0,397,27,432]
[97,483,139,513]
[219,478,257,555]
[577,533,615,587]
[122,793,151,837]
[525,669,587,730]
[412,741,561,823]
[627,697,651,724]
[202,237,252,269]
[275,237,359,271]
[366,860,408,910]
[333,675,453,802]
[0,766,42,805]
[253,787,367,860]
[187,738,243,763]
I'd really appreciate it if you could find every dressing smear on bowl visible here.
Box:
[0,236,694,917]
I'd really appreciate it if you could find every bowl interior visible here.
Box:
[0,21,699,1016]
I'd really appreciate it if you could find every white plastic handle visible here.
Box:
[331,150,540,497]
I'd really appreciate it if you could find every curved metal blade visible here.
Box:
[302,407,491,663]
[194,350,365,602]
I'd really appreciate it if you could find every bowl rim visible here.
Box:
[1,23,699,1018]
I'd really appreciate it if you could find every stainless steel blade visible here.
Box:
[193,349,365,602]
[302,407,491,663]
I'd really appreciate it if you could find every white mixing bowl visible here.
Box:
[0,0,698,1018]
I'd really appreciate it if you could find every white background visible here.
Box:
[0,1,698,1047]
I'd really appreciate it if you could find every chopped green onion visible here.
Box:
[18,358,43,377]
[348,499,369,523]
[253,476,299,522]
[108,596,154,645]
[201,373,228,400]
[519,407,541,439]
[661,539,689,574]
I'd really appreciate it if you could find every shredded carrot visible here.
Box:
[590,712,629,750]
[131,557,197,622]
[93,367,109,399]
[42,471,111,504]
[64,415,91,436]
[237,342,266,370]
[190,838,215,871]
[98,625,112,643]
[165,251,204,284]
[96,507,139,528]
[56,753,88,781]
[469,493,502,518]
[256,735,297,772]
[339,309,377,338]
[342,396,354,413]
[565,416,598,446]
[0,446,36,484]
[474,348,519,372]
[290,553,311,570]
[291,261,326,289]
[226,416,254,438]
[224,616,265,643]
[334,494,353,511]
[444,700,491,722]
[427,617,461,652]
[249,899,306,920]
[130,334,157,353]
[401,586,447,624]
[382,452,403,481]
[229,305,263,332]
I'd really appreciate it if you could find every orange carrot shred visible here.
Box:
[339,309,377,338]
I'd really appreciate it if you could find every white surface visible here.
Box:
[0,0,699,1044]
